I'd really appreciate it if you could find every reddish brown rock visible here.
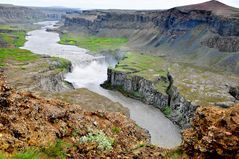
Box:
[182,104,239,158]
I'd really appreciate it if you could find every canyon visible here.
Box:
[62,0,239,74]
[58,0,239,129]
[0,0,238,158]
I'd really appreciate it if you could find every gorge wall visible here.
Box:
[0,4,75,24]
[101,68,197,129]
[62,0,239,74]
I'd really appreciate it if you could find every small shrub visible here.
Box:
[167,149,182,159]
[80,131,114,150]
[134,141,146,149]
[132,91,141,98]
[40,140,68,159]
[162,106,172,117]
[11,150,39,159]
[112,126,121,133]
[72,128,80,137]
[0,150,39,159]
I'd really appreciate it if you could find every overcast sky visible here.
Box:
[0,0,238,9]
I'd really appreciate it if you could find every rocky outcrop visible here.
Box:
[229,86,239,100]
[182,104,239,158]
[38,57,74,92]
[101,68,197,129]
[39,70,73,92]
[63,10,153,31]
[202,36,239,52]
[4,55,74,93]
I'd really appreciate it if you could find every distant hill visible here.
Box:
[177,0,239,17]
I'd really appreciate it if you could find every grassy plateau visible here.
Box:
[0,25,39,67]
[59,33,128,52]
[0,48,39,67]
[114,52,169,94]
[0,27,26,48]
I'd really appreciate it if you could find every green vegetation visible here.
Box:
[59,33,128,52]
[50,57,71,72]
[114,52,169,93]
[112,126,121,133]
[0,25,36,67]
[166,150,182,159]
[0,25,18,31]
[114,52,167,80]
[0,48,39,67]
[0,140,71,159]
[9,151,39,159]
[133,142,146,149]
[80,131,114,150]
[40,140,70,159]
[171,62,232,105]
[0,30,26,48]
[162,106,172,117]
[155,81,169,95]
[132,91,141,98]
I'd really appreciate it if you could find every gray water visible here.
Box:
[22,21,182,148]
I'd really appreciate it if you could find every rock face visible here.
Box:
[182,104,239,158]
[63,1,239,40]
[62,0,239,74]
[0,4,74,24]
[4,55,74,93]
[229,86,239,100]
[38,58,74,92]
[101,68,197,129]
[201,36,239,52]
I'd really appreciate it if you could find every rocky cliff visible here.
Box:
[0,4,75,24]
[101,68,197,129]
[62,0,239,74]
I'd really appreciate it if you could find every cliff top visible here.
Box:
[177,0,239,17]
[0,73,152,158]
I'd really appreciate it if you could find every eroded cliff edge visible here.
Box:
[102,68,197,129]
[101,53,197,128]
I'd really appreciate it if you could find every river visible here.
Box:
[22,21,182,148]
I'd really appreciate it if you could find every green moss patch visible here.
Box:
[114,52,167,80]
[59,33,128,52]
[0,140,70,159]
[0,25,18,31]
[0,48,39,67]
[49,57,71,72]
[162,106,172,117]
[0,25,26,48]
